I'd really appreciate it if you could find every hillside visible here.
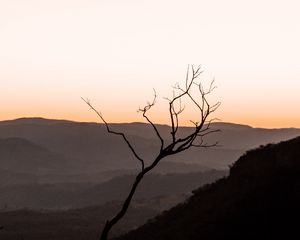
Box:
[116,136,300,240]
[0,201,159,240]
[0,136,209,186]
[0,137,74,175]
[0,170,226,210]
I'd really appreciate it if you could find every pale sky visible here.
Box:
[1,0,300,128]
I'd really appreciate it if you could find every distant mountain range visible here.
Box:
[116,136,300,240]
[0,117,299,175]
[0,136,211,186]
[0,124,299,239]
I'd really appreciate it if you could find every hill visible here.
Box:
[115,136,300,240]
[0,137,74,175]
[0,117,299,171]
[0,136,208,186]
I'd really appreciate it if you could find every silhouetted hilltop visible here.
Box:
[0,117,74,126]
[116,136,300,240]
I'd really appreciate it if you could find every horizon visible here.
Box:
[1,0,300,128]
[1,116,299,130]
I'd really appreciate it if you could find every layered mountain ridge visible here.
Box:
[1,117,299,173]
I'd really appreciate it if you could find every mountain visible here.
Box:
[115,136,300,240]
[0,137,74,175]
[0,118,299,172]
[0,135,208,186]
[0,118,195,171]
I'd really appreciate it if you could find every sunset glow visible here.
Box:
[1,0,300,128]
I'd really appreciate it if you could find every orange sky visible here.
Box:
[1,0,300,128]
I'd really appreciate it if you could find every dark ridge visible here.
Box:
[0,117,256,129]
[116,136,300,240]
[208,122,252,130]
[0,117,75,125]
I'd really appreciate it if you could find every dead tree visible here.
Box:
[82,65,220,240]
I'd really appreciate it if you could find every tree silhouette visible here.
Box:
[82,65,220,240]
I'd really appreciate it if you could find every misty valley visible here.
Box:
[0,118,299,239]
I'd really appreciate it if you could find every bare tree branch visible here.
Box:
[81,97,145,171]
[82,65,220,240]
[137,89,164,152]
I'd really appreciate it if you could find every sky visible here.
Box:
[1,0,300,128]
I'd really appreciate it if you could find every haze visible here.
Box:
[1,0,300,128]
